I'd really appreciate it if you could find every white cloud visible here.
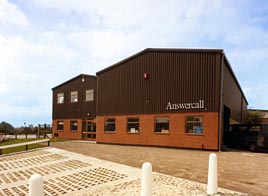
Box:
[0,0,30,30]
[244,83,268,109]
[1,0,268,126]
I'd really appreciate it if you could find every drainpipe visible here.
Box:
[218,52,224,152]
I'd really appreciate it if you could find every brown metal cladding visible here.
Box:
[52,74,97,119]
[222,58,247,123]
[97,49,223,115]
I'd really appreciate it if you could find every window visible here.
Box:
[57,93,64,104]
[127,118,139,133]
[104,118,115,132]
[155,117,169,133]
[186,116,203,134]
[249,125,260,132]
[86,89,94,101]
[71,91,78,103]
[57,121,64,131]
[70,121,78,132]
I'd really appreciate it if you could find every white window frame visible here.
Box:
[57,93,64,104]
[70,91,78,103]
[86,89,94,102]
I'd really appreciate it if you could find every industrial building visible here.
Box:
[52,74,97,140]
[52,48,248,150]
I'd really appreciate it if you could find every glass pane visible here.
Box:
[87,122,92,132]
[186,122,203,134]
[186,116,203,122]
[86,89,94,101]
[82,121,86,132]
[71,91,78,102]
[193,116,203,122]
[186,116,193,122]
[93,123,96,132]
[128,118,139,123]
[57,121,64,131]
[249,126,260,132]
[186,123,193,133]
[57,93,64,104]
[70,121,78,131]
[105,123,115,131]
[155,117,169,123]
[128,123,139,132]
[193,124,203,134]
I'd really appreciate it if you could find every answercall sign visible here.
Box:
[166,100,205,110]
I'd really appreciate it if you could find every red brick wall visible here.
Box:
[262,118,268,124]
[96,112,219,150]
[52,119,82,140]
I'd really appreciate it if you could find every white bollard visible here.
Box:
[141,162,152,196]
[29,174,44,196]
[207,153,218,194]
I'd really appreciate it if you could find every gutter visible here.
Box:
[218,52,224,152]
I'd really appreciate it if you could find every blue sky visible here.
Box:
[1,0,268,127]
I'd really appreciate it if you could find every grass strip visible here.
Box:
[0,138,67,155]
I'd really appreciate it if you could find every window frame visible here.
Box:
[57,93,64,104]
[70,91,78,103]
[127,117,140,133]
[85,89,94,102]
[104,118,116,132]
[154,116,170,134]
[57,121,64,131]
[185,116,204,135]
[70,120,78,132]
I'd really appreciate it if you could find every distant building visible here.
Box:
[52,48,248,150]
[247,109,268,123]
[52,74,97,140]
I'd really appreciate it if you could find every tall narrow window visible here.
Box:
[71,91,78,103]
[70,121,78,132]
[104,118,116,132]
[57,121,64,131]
[185,116,203,134]
[57,93,64,104]
[155,117,169,133]
[127,118,139,133]
[86,89,94,101]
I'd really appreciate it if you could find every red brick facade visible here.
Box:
[96,112,219,150]
[262,118,268,124]
[52,119,83,140]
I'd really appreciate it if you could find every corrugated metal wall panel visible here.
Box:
[53,76,97,119]
[97,50,222,115]
[222,59,245,123]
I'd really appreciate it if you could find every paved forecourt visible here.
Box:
[0,147,249,196]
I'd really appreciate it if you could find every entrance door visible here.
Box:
[82,120,96,140]
[224,105,231,130]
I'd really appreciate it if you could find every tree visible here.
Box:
[245,111,262,124]
[0,121,14,134]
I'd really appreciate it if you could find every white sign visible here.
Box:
[166,100,205,110]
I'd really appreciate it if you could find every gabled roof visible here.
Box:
[96,47,248,105]
[96,48,224,75]
[52,74,96,90]
[221,51,248,105]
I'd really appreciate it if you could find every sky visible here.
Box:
[0,0,268,127]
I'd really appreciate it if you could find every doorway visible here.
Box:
[224,105,231,131]
[82,120,96,140]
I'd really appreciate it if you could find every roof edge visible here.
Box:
[96,48,224,75]
[222,53,248,105]
[52,74,96,90]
